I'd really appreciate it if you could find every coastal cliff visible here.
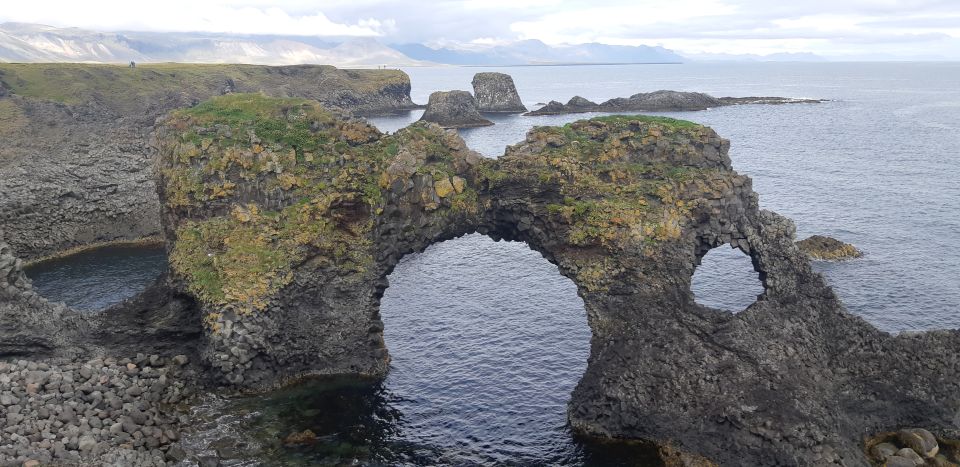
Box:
[151,94,960,466]
[0,63,418,261]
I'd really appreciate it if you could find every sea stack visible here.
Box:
[471,72,527,113]
[419,90,494,128]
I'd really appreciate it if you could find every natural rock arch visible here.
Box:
[691,243,766,312]
[117,93,960,464]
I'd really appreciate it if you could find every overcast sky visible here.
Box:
[2,0,960,59]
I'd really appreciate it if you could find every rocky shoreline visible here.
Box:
[0,356,194,467]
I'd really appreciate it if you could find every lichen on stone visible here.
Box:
[159,94,480,317]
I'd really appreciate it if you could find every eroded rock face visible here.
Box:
[797,234,863,260]
[419,90,494,128]
[472,72,527,113]
[0,228,86,357]
[153,95,960,466]
[525,89,824,115]
[0,63,419,261]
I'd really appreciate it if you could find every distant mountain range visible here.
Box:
[391,40,684,65]
[0,22,825,66]
[0,23,423,66]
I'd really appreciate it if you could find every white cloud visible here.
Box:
[1,0,960,58]
[0,1,387,36]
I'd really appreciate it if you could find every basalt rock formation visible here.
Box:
[0,228,86,357]
[797,234,863,260]
[0,63,419,261]
[525,89,824,115]
[419,90,494,128]
[153,95,960,466]
[472,72,527,113]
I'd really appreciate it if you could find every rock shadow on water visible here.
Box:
[182,375,666,466]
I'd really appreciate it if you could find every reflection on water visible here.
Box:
[181,377,664,467]
[23,243,167,311]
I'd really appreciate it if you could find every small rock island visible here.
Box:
[796,234,863,260]
[472,72,527,113]
[418,90,494,128]
[525,90,824,115]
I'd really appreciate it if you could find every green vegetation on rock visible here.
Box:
[0,63,411,113]
[160,94,478,316]
[502,116,725,249]
[160,95,734,312]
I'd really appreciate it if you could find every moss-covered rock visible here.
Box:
[155,95,960,467]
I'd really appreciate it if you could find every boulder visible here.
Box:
[899,428,940,458]
[419,90,493,128]
[796,235,863,260]
[471,72,527,113]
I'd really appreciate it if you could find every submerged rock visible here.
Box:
[419,90,493,128]
[796,235,863,260]
[472,72,527,113]
[525,89,824,115]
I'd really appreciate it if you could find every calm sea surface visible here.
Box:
[25,62,960,465]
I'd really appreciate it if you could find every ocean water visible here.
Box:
[23,244,167,312]
[24,63,960,465]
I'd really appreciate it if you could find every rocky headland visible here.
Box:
[418,90,494,128]
[0,63,419,262]
[472,72,527,113]
[525,90,825,115]
[797,234,864,260]
[142,95,959,465]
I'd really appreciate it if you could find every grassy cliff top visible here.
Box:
[160,94,472,314]
[0,63,410,111]
[159,95,738,309]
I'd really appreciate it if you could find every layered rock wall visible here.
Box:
[0,228,86,357]
[0,64,418,261]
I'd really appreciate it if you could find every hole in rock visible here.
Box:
[177,234,667,465]
[691,245,765,312]
[375,233,659,465]
[22,243,168,312]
